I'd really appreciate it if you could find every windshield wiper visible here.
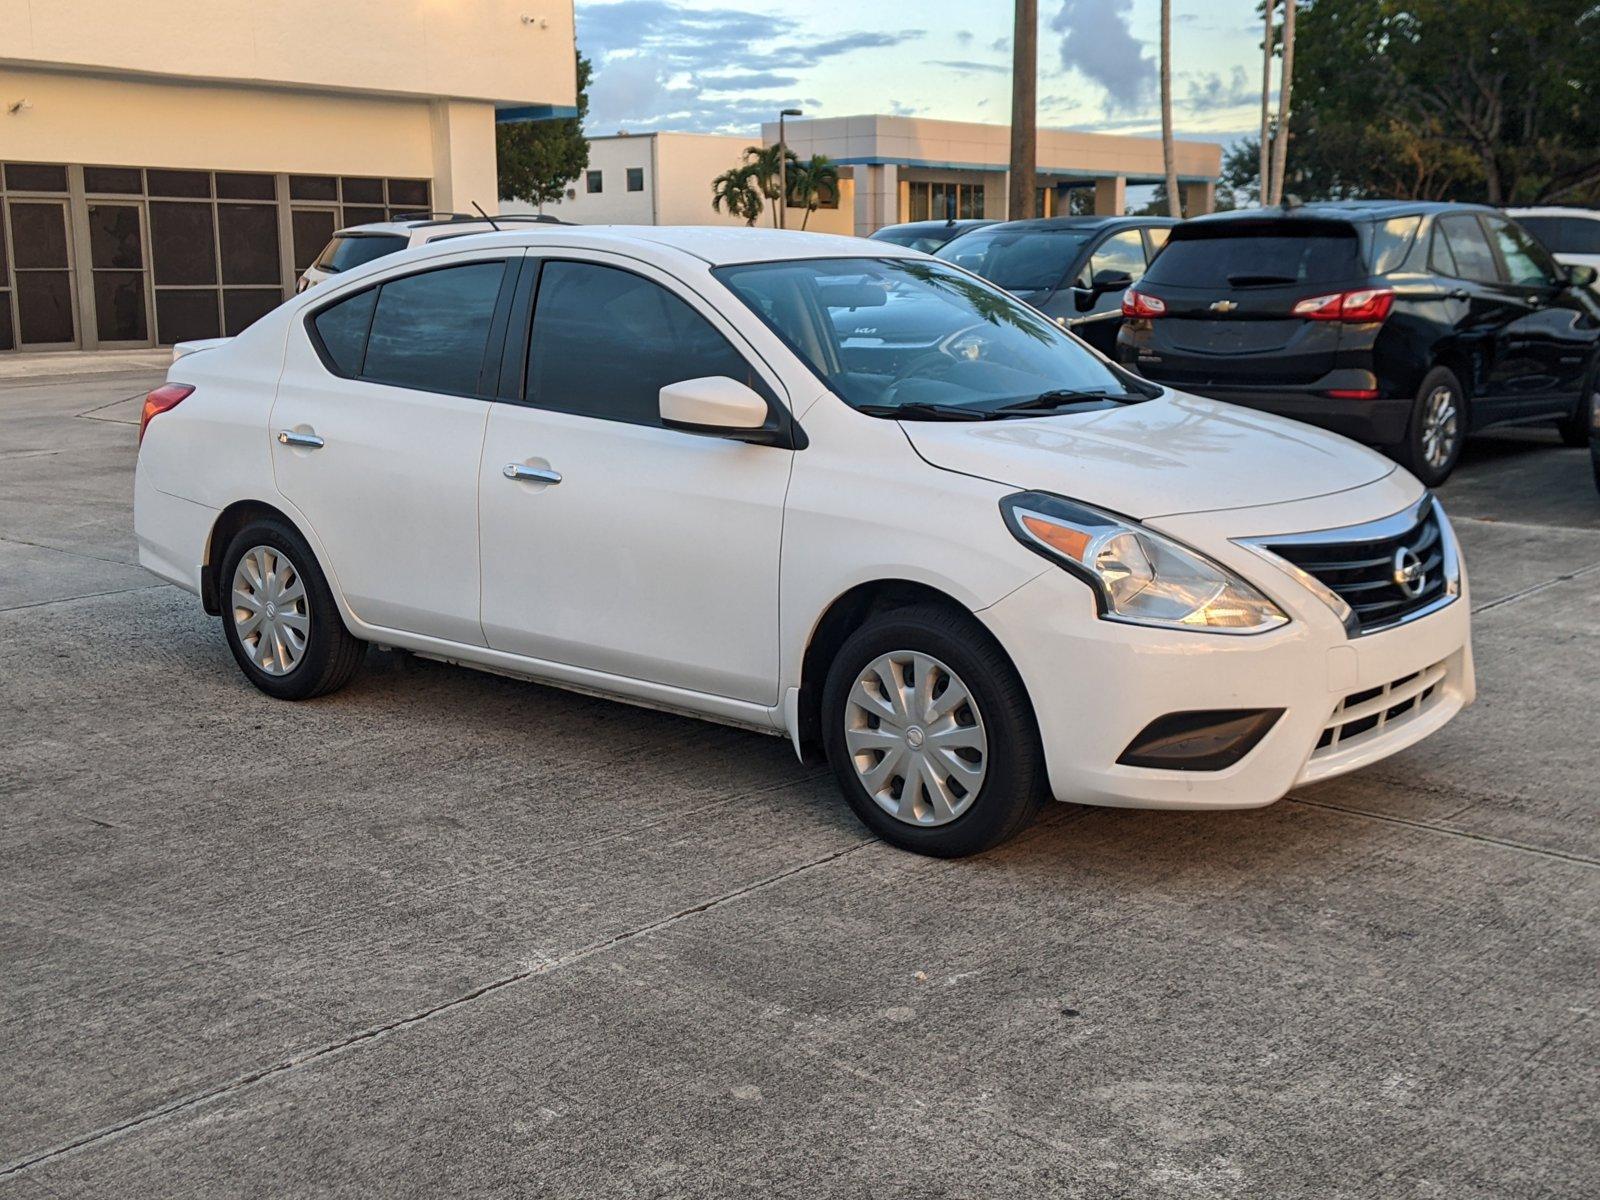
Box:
[854,402,998,421]
[989,389,1132,415]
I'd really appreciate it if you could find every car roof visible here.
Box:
[1187,200,1496,227]
[874,219,994,234]
[332,215,569,239]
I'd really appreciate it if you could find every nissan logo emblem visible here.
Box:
[1392,547,1427,598]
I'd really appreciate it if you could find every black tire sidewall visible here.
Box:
[821,607,1044,857]
[219,519,346,700]
[1404,366,1466,487]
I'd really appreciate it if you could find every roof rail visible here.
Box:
[392,211,571,228]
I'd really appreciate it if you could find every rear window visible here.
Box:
[1143,220,1362,288]
[1517,215,1600,256]
[312,234,407,274]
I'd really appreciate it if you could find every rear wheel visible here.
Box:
[1393,366,1466,486]
[821,604,1045,857]
[220,518,365,700]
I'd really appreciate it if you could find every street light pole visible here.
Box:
[778,107,802,230]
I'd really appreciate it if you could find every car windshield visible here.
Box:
[313,234,407,274]
[714,256,1146,418]
[934,227,1092,291]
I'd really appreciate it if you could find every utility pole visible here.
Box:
[1268,1,1296,206]
[1160,0,1180,217]
[1259,0,1275,206]
[1008,0,1038,220]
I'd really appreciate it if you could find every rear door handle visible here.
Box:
[503,463,561,484]
[277,430,324,449]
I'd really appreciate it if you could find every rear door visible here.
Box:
[1126,219,1364,387]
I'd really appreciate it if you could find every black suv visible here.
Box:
[937,216,1177,355]
[1117,201,1600,484]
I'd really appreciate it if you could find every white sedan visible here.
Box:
[135,226,1474,857]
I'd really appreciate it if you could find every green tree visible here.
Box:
[740,143,800,226]
[496,51,592,209]
[711,165,764,225]
[787,154,840,230]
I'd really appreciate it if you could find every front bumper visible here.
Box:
[976,483,1474,811]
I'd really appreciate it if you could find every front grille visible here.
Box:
[1314,660,1447,756]
[1262,499,1450,635]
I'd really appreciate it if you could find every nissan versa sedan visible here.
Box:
[135,227,1474,857]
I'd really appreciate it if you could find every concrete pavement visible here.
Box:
[2,365,1596,1197]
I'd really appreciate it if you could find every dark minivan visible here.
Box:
[1117,201,1600,484]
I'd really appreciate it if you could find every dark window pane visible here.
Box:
[1144,223,1363,288]
[224,288,281,335]
[215,172,276,200]
[146,169,212,198]
[527,261,760,426]
[387,178,430,208]
[292,209,338,272]
[290,174,338,201]
[218,203,280,284]
[4,163,69,192]
[88,204,143,269]
[586,170,603,194]
[313,233,406,273]
[312,287,377,376]
[363,262,504,394]
[150,202,217,285]
[0,292,13,351]
[155,289,220,343]
[341,206,387,228]
[93,271,148,342]
[626,167,644,192]
[84,166,144,194]
[341,177,384,204]
[8,203,70,269]
[16,272,75,344]
[0,206,7,277]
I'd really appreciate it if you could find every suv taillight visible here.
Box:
[1122,290,1167,318]
[1292,288,1395,323]
[138,384,194,445]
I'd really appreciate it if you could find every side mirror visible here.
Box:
[1566,263,1598,289]
[660,376,778,444]
[1090,268,1134,295]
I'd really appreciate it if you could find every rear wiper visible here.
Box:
[989,389,1132,415]
[854,402,998,421]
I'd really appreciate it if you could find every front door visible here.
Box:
[1064,226,1149,355]
[6,200,78,349]
[271,251,518,645]
[86,201,152,347]
[478,254,793,706]
[1482,214,1597,413]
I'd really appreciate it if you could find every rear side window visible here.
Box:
[525,260,767,427]
[1142,221,1362,287]
[1369,216,1421,274]
[312,287,376,376]
[312,234,407,274]
[1432,216,1499,284]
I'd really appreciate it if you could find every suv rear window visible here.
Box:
[1517,215,1600,255]
[1143,220,1362,288]
[313,234,407,274]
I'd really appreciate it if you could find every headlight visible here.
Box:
[1001,491,1289,634]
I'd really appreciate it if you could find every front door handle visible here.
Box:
[503,463,561,484]
[277,430,324,449]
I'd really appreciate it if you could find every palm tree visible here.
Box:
[1008,0,1038,219]
[741,143,798,227]
[1159,0,1181,217]
[788,154,840,230]
[1259,0,1276,206]
[1268,0,1297,205]
[711,166,763,226]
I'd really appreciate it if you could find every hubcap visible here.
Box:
[843,651,988,827]
[231,545,309,676]
[1421,385,1460,470]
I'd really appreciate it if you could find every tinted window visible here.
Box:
[1487,217,1558,287]
[1521,215,1600,255]
[313,234,406,274]
[312,287,377,376]
[627,168,644,192]
[526,261,764,427]
[1084,228,1147,287]
[1369,216,1422,274]
[1144,222,1362,287]
[1435,216,1499,283]
[935,227,1092,292]
[362,262,506,395]
[586,171,603,194]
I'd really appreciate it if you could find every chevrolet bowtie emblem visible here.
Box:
[1209,300,1238,313]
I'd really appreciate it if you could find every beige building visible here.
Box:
[0,0,577,351]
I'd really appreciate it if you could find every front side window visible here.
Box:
[1083,228,1148,287]
[626,167,644,192]
[586,170,603,194]
[715,256,1143,417]
[525,260,768,427]
[1487,218,1559,287]
[935,227,1093,293]
[1434,216,1500,284]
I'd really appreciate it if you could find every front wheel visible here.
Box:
[1393,366,1466,487]
[1558,372,1596,448]
[821,604,1046,857]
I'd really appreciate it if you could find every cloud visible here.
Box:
[956,30,974,45]
[1185,65,1255,113]
[925,59,1010,75]
[1050,0,1155,114]
[699,71,801,91]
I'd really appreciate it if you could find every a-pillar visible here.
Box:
[430,100,500,215]
[1182,180,1216,216]
[1093,176,1127,216]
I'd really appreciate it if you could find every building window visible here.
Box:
[907,180,984,223]
[587,170,604,194]
[627,167,644,192]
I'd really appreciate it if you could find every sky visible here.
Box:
[573,0,1268,151]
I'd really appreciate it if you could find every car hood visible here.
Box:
[901,390,1397,519]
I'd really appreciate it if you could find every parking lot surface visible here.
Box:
[3,360,1597,1198]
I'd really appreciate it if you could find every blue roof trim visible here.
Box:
[495,104,580,124]
[826,155,1215,184]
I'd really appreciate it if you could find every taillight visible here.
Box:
[138,384,194,445]
[1122,290,1167,318]
[1292,288,1394,323]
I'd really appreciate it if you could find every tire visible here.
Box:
[1392,366,1467,487]
[219,517,365,700]
[821,603,1046,857]
[1558,367,1596,448]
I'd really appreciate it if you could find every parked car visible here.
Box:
[296,212,567,292]
[869,218,994,254]
[936,216,1176,355]
[1117,201,1600,485]
[1506,206,1600,281]
[136,227,1472,857]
